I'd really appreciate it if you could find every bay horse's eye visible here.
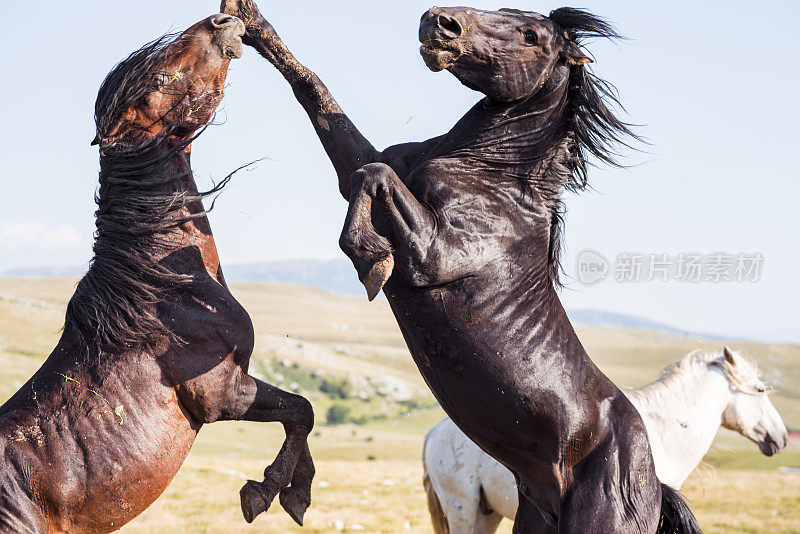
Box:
[523,30,538,45]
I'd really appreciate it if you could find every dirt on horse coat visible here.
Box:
[0,14,314,533]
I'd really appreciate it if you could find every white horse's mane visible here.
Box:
[651,348,760,391]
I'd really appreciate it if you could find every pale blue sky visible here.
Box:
[0,1,797,342]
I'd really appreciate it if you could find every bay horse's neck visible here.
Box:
[165,146,224,284]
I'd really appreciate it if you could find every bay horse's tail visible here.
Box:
[657,483,702,533]
[422,432,450,534]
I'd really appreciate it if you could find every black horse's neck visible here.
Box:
[435,66,572,186]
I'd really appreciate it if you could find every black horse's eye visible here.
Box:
[523,30,538,45]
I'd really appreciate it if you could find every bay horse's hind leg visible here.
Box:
[222,376,315,524]
[279,441,314,524]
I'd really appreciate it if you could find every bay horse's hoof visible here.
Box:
[362,254,394,301]
[239,480,272,523]
[279,487,311,526]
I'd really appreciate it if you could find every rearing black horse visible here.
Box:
[223,1,701,532]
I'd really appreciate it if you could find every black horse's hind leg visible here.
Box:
[221,376,315,525]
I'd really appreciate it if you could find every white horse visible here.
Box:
[423,347,789,534]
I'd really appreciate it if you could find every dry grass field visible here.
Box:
[0,277,798,533]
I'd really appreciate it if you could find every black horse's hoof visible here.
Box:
[361,253,394,301]
[239,480,272,523]
[220,0,271,34]
[279,487,311,526]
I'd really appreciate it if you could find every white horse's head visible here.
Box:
[715,347,789,456]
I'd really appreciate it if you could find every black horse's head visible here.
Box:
[419,6,611,102]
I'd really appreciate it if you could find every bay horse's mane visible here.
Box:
[65,33,231,358]
[542,8,644,286]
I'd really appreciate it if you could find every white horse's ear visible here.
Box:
[723,346,735,365]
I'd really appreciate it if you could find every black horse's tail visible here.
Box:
[657,483,702,533]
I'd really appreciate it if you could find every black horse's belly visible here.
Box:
[384,272,602,488]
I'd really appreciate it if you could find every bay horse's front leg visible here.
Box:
[340,163,481,300]
[221,376,315,525]
[221,0,379,199]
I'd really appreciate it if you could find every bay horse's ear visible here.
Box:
[562,30,592,66]
[723,346,735,365]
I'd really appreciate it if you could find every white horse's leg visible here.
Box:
[424,419,486,533]
[473,509,505,534]
[476,443,520,522]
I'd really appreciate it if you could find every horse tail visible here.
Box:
[657,483,702,534]
[422,432,450,534]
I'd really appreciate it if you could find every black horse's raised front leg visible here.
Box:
[221,376,315,525]
[340,163,486,300]
[221,0,380,199]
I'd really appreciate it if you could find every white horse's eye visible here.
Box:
[754,383,772,394]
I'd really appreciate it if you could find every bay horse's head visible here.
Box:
[93,14,245,148]
[419,6,611,102]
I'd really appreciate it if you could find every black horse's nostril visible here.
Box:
[209,13,238,28]
[436,15,462,38]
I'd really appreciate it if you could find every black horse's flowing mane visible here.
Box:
[438,9,640,287]
[65,34,230,357]
[548,7,641,188]
[545,8,643,286]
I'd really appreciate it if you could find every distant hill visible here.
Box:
[567,309,734,342]
[2,264,87,277]
[223,260,735,341]
[223,259,364,296]
[0,259,746,342]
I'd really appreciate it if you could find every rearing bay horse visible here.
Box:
[225,1,700,532]
[0,14,313,533]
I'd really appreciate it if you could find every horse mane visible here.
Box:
[93,33,178,145]
[65,33,230,358]
[541,8,644,286]
[655,349,761,390]
[627,349,761,416]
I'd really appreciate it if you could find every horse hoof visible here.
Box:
[239,480,270,523]
[362,254,394,301]
[279,487,311,526]
[220,0,237,14]
[220,0,268,30]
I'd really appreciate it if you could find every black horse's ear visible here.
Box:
[723,346,735,365]
[563,40,592,66]
[91,134,101,146]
